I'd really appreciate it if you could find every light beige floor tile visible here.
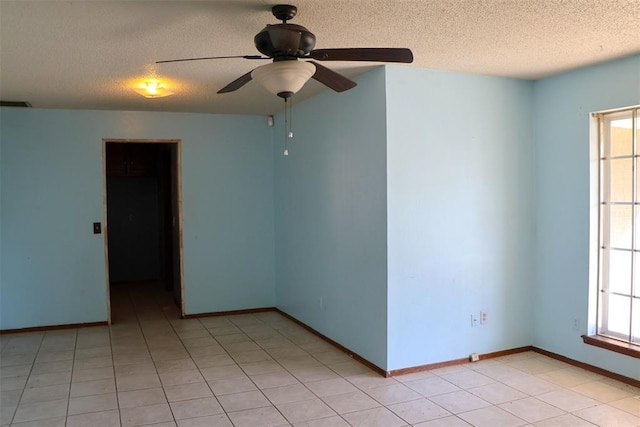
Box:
[192,354,236,369]
[429,390,492,414]
[438,370,495,389]
[472,364,531,382]
[72,356,113,370]
[0,353,36,368]
[227,405,289,427]
[365,383,423,405]
[30,360,73,375]
[322,390,380,414]
[159,369,204,386]
[413,415,472,426]
[182,336,218,348]
[120,402,173,427]
[571,380,636,403]
[457,406,528,427]
[221,342,261,353]
[217,390,272,412]
[0,363,31,379]
[305,378,357,397]
[387,398,451,424]
[609,396,640,417]
[116,371,161,391]
[208,376,257,395]
[391,370,436,384]
[0,375,26,391]
[239,360,285,375]
[20,383,70,404]
[533,413,598,426]
[312,350,352,365]
[12,399,68,423]
[155,358,197,373]
[468,382,528,404]
[68,393,118,415]
[176,328,211,340]
[176,414,233,427]
[231,349,274,364]
[75,346,112,359]
[403,377,460,397]
[507,358,561,375]
[0,403,16,425]
[118,387,166,408]
[536,389,600,412]
[70,378,116,397]
[34,351,73,363]
[262,383,317,405]
[200,364,245,381]
[25,371,71,388]
[502,375,562,395]
[187,345,227,358]
[164,382,213,402]
[251,371,300,390]
[346,372,399,390]
[10,416,67,426]
[573,404,640,427]
[342,406,408,427]
[326,360,371,377]
[277,397,336,423]
[292,416,350,426]
[1,389,22,407]
[498,397,565,423]
[289,365,339,383]
[536,368,602,388]
[113,362,156,376]
[72,366,114,382]
[170,396,224,420]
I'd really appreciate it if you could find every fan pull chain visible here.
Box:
[283,97,294,156]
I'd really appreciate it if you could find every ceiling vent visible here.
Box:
[0,101,32,107]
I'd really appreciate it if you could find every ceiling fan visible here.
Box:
[157,4,413,99]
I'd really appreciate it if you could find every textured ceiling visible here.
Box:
[1,0,639,115]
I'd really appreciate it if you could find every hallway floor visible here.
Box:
[1,283,639,426]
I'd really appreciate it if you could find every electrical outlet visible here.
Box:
[572,318,580,331]
[471,314,479,327]
[319,297,324,311]
[480,311,488,325]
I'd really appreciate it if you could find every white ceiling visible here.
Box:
[1,0,639,116]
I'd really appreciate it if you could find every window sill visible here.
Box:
[582,335,640,358]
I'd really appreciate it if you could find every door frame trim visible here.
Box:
[102,138,185,323]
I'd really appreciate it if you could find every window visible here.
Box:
[594,106,639,348]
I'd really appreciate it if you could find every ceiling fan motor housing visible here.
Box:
[254,24,316,59]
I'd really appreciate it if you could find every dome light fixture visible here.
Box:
[251,61,315,99]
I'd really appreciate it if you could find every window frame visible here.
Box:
[585,106,640,358]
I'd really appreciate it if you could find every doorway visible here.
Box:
[103,139,183,322]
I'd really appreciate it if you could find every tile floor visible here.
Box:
[1,283,639,427]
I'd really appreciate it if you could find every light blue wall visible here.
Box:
[385,66,535,370]
[274,68,389,368]
[0,108,275,329]
[532,55,640,379]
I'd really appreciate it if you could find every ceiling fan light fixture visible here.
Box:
[134,80,174,98]
[251,61,315,98]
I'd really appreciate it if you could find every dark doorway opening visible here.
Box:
[104,141,182,320]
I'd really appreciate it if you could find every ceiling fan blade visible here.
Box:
[217,70,254,94]
[309,48,413,63]
[156,55,268,64]
[309,61,357,93]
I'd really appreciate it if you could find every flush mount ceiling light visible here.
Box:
[251,60,315,99]
[134,80,174,98]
